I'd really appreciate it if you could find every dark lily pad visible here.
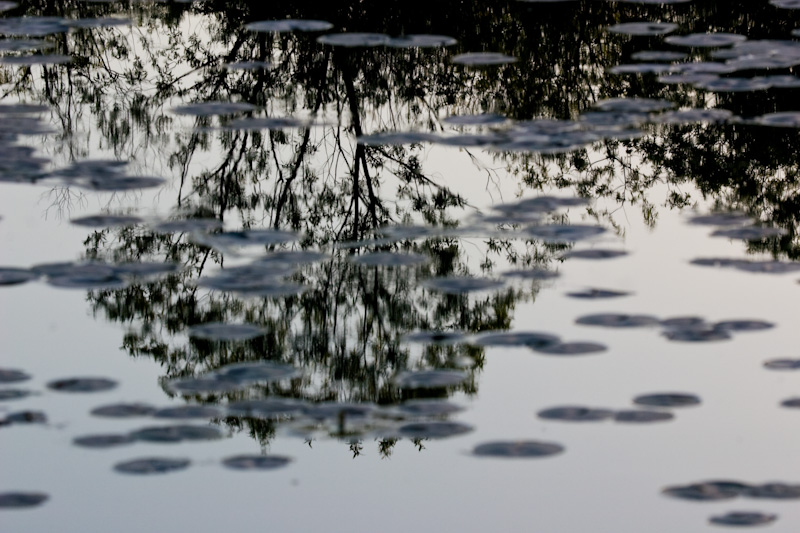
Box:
[421,276,506,294]
[90,403,156,418]
[607,22,678,36]
[394,370,468,389]
[663,328,731,342]
[576,313,658,327]
[254,251,328,265]
[733,261,800,274]
[112,262,181,278]
[0,389,32,401]
[699,77,771,92]
[501,268,560,280]
[451,52,517,66]
[660,316,707,328]
[73,434,135,448]
[593,97,673,113]
[688,212,752,226]
[473,331,560,348]
[75,175,166,192]
[665,33,747,47]
[663,482,741,501]
[67,17,132,29]
[402,331,468,344]
[46,273,128,290]
[0,492,49,508]
[0,368,31,383]
[709,512,777,527]
[349,251,428,267]
[221,455,292,470]
[356,131,438,146]
[525,224,606,243]
[0,54,71,65]
[171,102,257,116]
[779,398,800,408]
[614,410,674,423]
[192,229,297,249]
[245,19,333,32]
[226,398,307,418]
[656,108,735,124]
[764,359,800,370]
[634,393,701,408]
[397,400,464,417]
[472,440,564,458]
[567,289,632,299]
[396,421,473,439]
[166,377,243,395]
[152,219,222,234]
[5,410,47,423]
[152,405,222,419]
[537,406,615,422]
[114,457,191,474]
[532,342,608,355]
[711,226,787,240]
[188,322,266,341]
[742,483,800,499]
[714,320,774,332]
[211,362,300,384]
[222,117,319,130]
[494,196,588,215]
[386,34,457,48]
[0,17,70,36]
[611,62,677,74]
[0,39,52,52]
[304,402,377,421]
[631,50,687,61]
[70,214,143,227]
[47,377,117,393]
[561,249,628,260]
[130,424,223,443]
[317,33,389,47]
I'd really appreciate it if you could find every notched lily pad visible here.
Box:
[47,377,117,393]
[709,512,777,527]
[394,370,468,389]
[222,455,292,470]
[472,440,564,458]
[537,406,615,422]
[0,492,49,508]
[114,457,191,474]
[73,434,135,448]
[576,313,658,327]
[634,393,701,408]
[188,322,266,341]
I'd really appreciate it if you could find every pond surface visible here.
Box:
[2,0,800,530]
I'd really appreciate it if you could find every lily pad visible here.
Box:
[402,331,468,344]
[688,212,752,226]
[114,457,191,474]
[755,112,800,127]
[576,313,658,327]
[665,33,747,47]
[451,52,517,66]
[245,19,333,33]
[663,328,731,342]
[166,377,243,395]
[90,403,156,418]
[386,34,457,48]
[472,440,564,458]
[211,362,300,384]
[47,377,117,393]
[192,229,297,249]
[532,342,608,355]
[634,393,701,408]
[397,400,464,417]
[0,492,49,508]
[607,22,678,36]
[711,226,787,240]
[614,410,674,423]
[349,251,428,267]
[0,389,32,401]
[0,55,71,65]
[561,249,628,260]
[631,50,687,61]
[525,224,606,243]
[73,434,135,448]
[70,214,143,227]
[709,512,777,527]
[152,405,222,419]
[5,411,47,423]
[130,424,223,443]
[317,33,389,47]
[0,17,70,36]
[188,322,266,341]
[714,320,774,332]
[394,369,468,389]
[221,455,292,470]
[473,331,560,348]
[501,268,560,280]
[764,359,800,370]
[743,483,800,499]
[421,276,506,294]
[226,398,307,418]
[537,406,615,422]
[663,482,741,501]
[396,421,473,439]
[0,368,31,383]
[593,97,673,113]
[171,102,257,116]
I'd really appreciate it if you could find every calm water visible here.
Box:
[3,0,800,531]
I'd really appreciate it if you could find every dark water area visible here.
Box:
[2,0,800,530]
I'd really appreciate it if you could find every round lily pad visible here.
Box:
[90,403,156,418]
[70,214,143,227]
[188,322,266,341]
[525,224,606,243]
[634,393,701,408]
[316,33,389,47]
[0,492,48,508]
[538,406,615,422]
[472,440,564,458]
[532,342,608,355]
[394,370,468,389]
[709,512,777,527]
[349,251,428,267]
[73,434,135,448]
[665,33,747,47]
[211,362,300,384]
[396,421,473,439]
[576,313,659,327]
[221,455,292,470]
[114,457,191,474]
[663,483,740,501]
[386,34,457,48]
[226,398,307,418]
[714,320,774,332]
[130,424,223,443]
[47,377,117,393]
[0,368,30,383]
[613,410,674,423]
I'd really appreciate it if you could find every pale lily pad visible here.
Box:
[593,97,673,113]
[396,421,473,439]
[317,33,389,47]
[634,393,700,408]
[525,224,606,242]
[47,377,117,393]
[607,22,678,36]
[576,313,658,327]
[655,108,735,124]
[0,55,71,65]
[0,492,48,508]
[245,19,333,33]
[451,52,517,66]
[152,405,222,419]
[659,73,721,85]
[773,0,800,7]
[614,410,674,423]
[0,368,30,383]
[130,424,223,443]
[90,403,156,418]
[472,440,564,458]
[73,434,135,448]
[755,112,800,128]
[441,113,506,126]
[304,402,376,420]
[394,369,468,389]
[114,457,190,474]
[386,34,457,48]
[631,50,687,61]
[171,102,257,116]
[0,2,17,11]
[698,77,771,92]
[422,276,506,294]
[533,342,608,355]
[222,455,292,470]
[665,33,747,47]
[0,17,69,36]
[709,512,777,527]
[166,377,242,395]
[538,406,615,422]
[192,229,297,249]
[188,322,266,341]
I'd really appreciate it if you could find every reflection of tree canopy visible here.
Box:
[5,0,800,448]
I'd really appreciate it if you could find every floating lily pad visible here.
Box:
[5,411,47,423]
[663,328,731,342]
[0,2,17,12]
[0,54,71,65]
[663,482,741,501]
[659,73,721,85]
[396,421,473,439]
[762,75,800,88]
[304,402,377,420]
[709,512,777,527]
[70,214,143,228]
[532,342,608,355]
[538,406,615,422]
[561,249,628,260]
[222,455,292,470]
[525,224,606,243]
[166,377,242,395]
[349,251,428,266]
[192,229,297,249]
[773,0,800,7]
[743,483,800,499]
[501,268,560,280]
[90,403,156,418]
[46,273,128,290]
[421,276,505,294]
[634,393,701,408]
[593,97,673,113]
[245,19,333,33]
[0,39,51,52]
[0,17,70,36]
[171,102,257,116]
[660,316,706,328]
[780,398,800,408]
[576,313,658,327]
[0,389,32,401]
[402,331,468,344]
[114,457,191,474]
[387,34,457,48]
[75,175,166,192]
[699,77,771,92]
[451,52,517,66]
[711,226,787,240]
[73,434,135,448]
[656,108,735,124]
[226,398,307,418]
[223,117,318,130]
[317,33,389,47]
[211,362,300,384]
[112,262,181,278]
[152,405,222,419]
[67,17,131,29]
[764,359,800,370]
[665,33,747,47]
[607,22,678,36]
[472,440,564,458]
[47,377,117,393]
[755,112,800,127]
[0,368,30,383]
[397,400,464,417]
[733,261,800,274]
[356,131,438,146]
[614,410,674,423]
[631,50,687,61]
[130,424,223,443]
[394,370,468,389]
[188,322,266,341]
[224,61,273,71]
[688,212,752,226]
[714,320,774,332]
[0,492,49,508]
[0,266,37,285]
[473,331,560,348]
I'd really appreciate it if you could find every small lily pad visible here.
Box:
[665,33,747,47]
[70,214,143,227]
[222,455,292,470]
[0,368,31,383]
[5,411,46,423]
[764,359,800,370]
[709,512,777,527]
[397,400,464,417]
[663,482,740,501]
[152,405,222,419]
[779,398,800,408]
[473,331,560,348]
[451,52,517,66]
[714,320,774,332]
[226,398,307,418]
[472,440,564,458]
[532,342,608,355]
[688,212,752,226]
[130,424,223,443]
[569,285,629,296]
[245,19,333,33]
[402,331,468,344]
[421,276,505,294]
[171,102,257,116]
[743,483,800,499]
[73,434,135,448]
[656,108,735,124]
[0,492,49,508]
[166,377,242,395]
[394,370,468,389]
[114,457,191,474]
[0,268,38,286]
[317,33,389,47]
[47,377,117,393]
[537,406,615,422]
[90,403,156,418]
[304,402,377,421]
[663,328,731,342]
[614,410,674,423]
[188,322,266,341]
[634,393,701,408]
[396,421,473,439]
[711,226,787,239]
[211,362,300,384]
[386,34,457,48]
[593,97,673,113]
[576,313,658,327]
[608,22,678,36]
[561,249,628,260]
[349,251,428,267]
[525,224,606,243]
[755,112,800,128]
[631,50,687,61]
[0,389,32,401]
